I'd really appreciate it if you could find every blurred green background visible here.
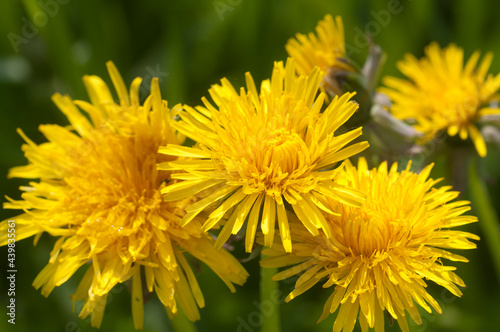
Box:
[1,0,500,331]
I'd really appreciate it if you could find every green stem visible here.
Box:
[468,159,500,284]
[169,310,197,332]
[260,258,281,332]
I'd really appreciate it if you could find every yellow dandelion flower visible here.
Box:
[159,58,369,253]
[286,14,354,95]
[381,42,500,157]
[0,62,248,329]
[261,158,479,332]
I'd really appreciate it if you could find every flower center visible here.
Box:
[429,81,480,127]
[448,84,479,122]
[68,131,166,244]
[333,192,417,258]
[218,127,316,196]
[260,129,307,175]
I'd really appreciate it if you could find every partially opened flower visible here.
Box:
[286,14,355,96]
[0,63,248,329]
[261,158,479,332]
[381,42,500,157]
[159,58,368,253]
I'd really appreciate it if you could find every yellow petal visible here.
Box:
[468,124,487,157]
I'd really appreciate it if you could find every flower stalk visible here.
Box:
[260,260,280,332]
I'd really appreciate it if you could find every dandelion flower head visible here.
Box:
[381,43,500,157]
[261,158,479,332]
[159,58,368,253]
[286,14,354,95]
[0,62,248,329]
